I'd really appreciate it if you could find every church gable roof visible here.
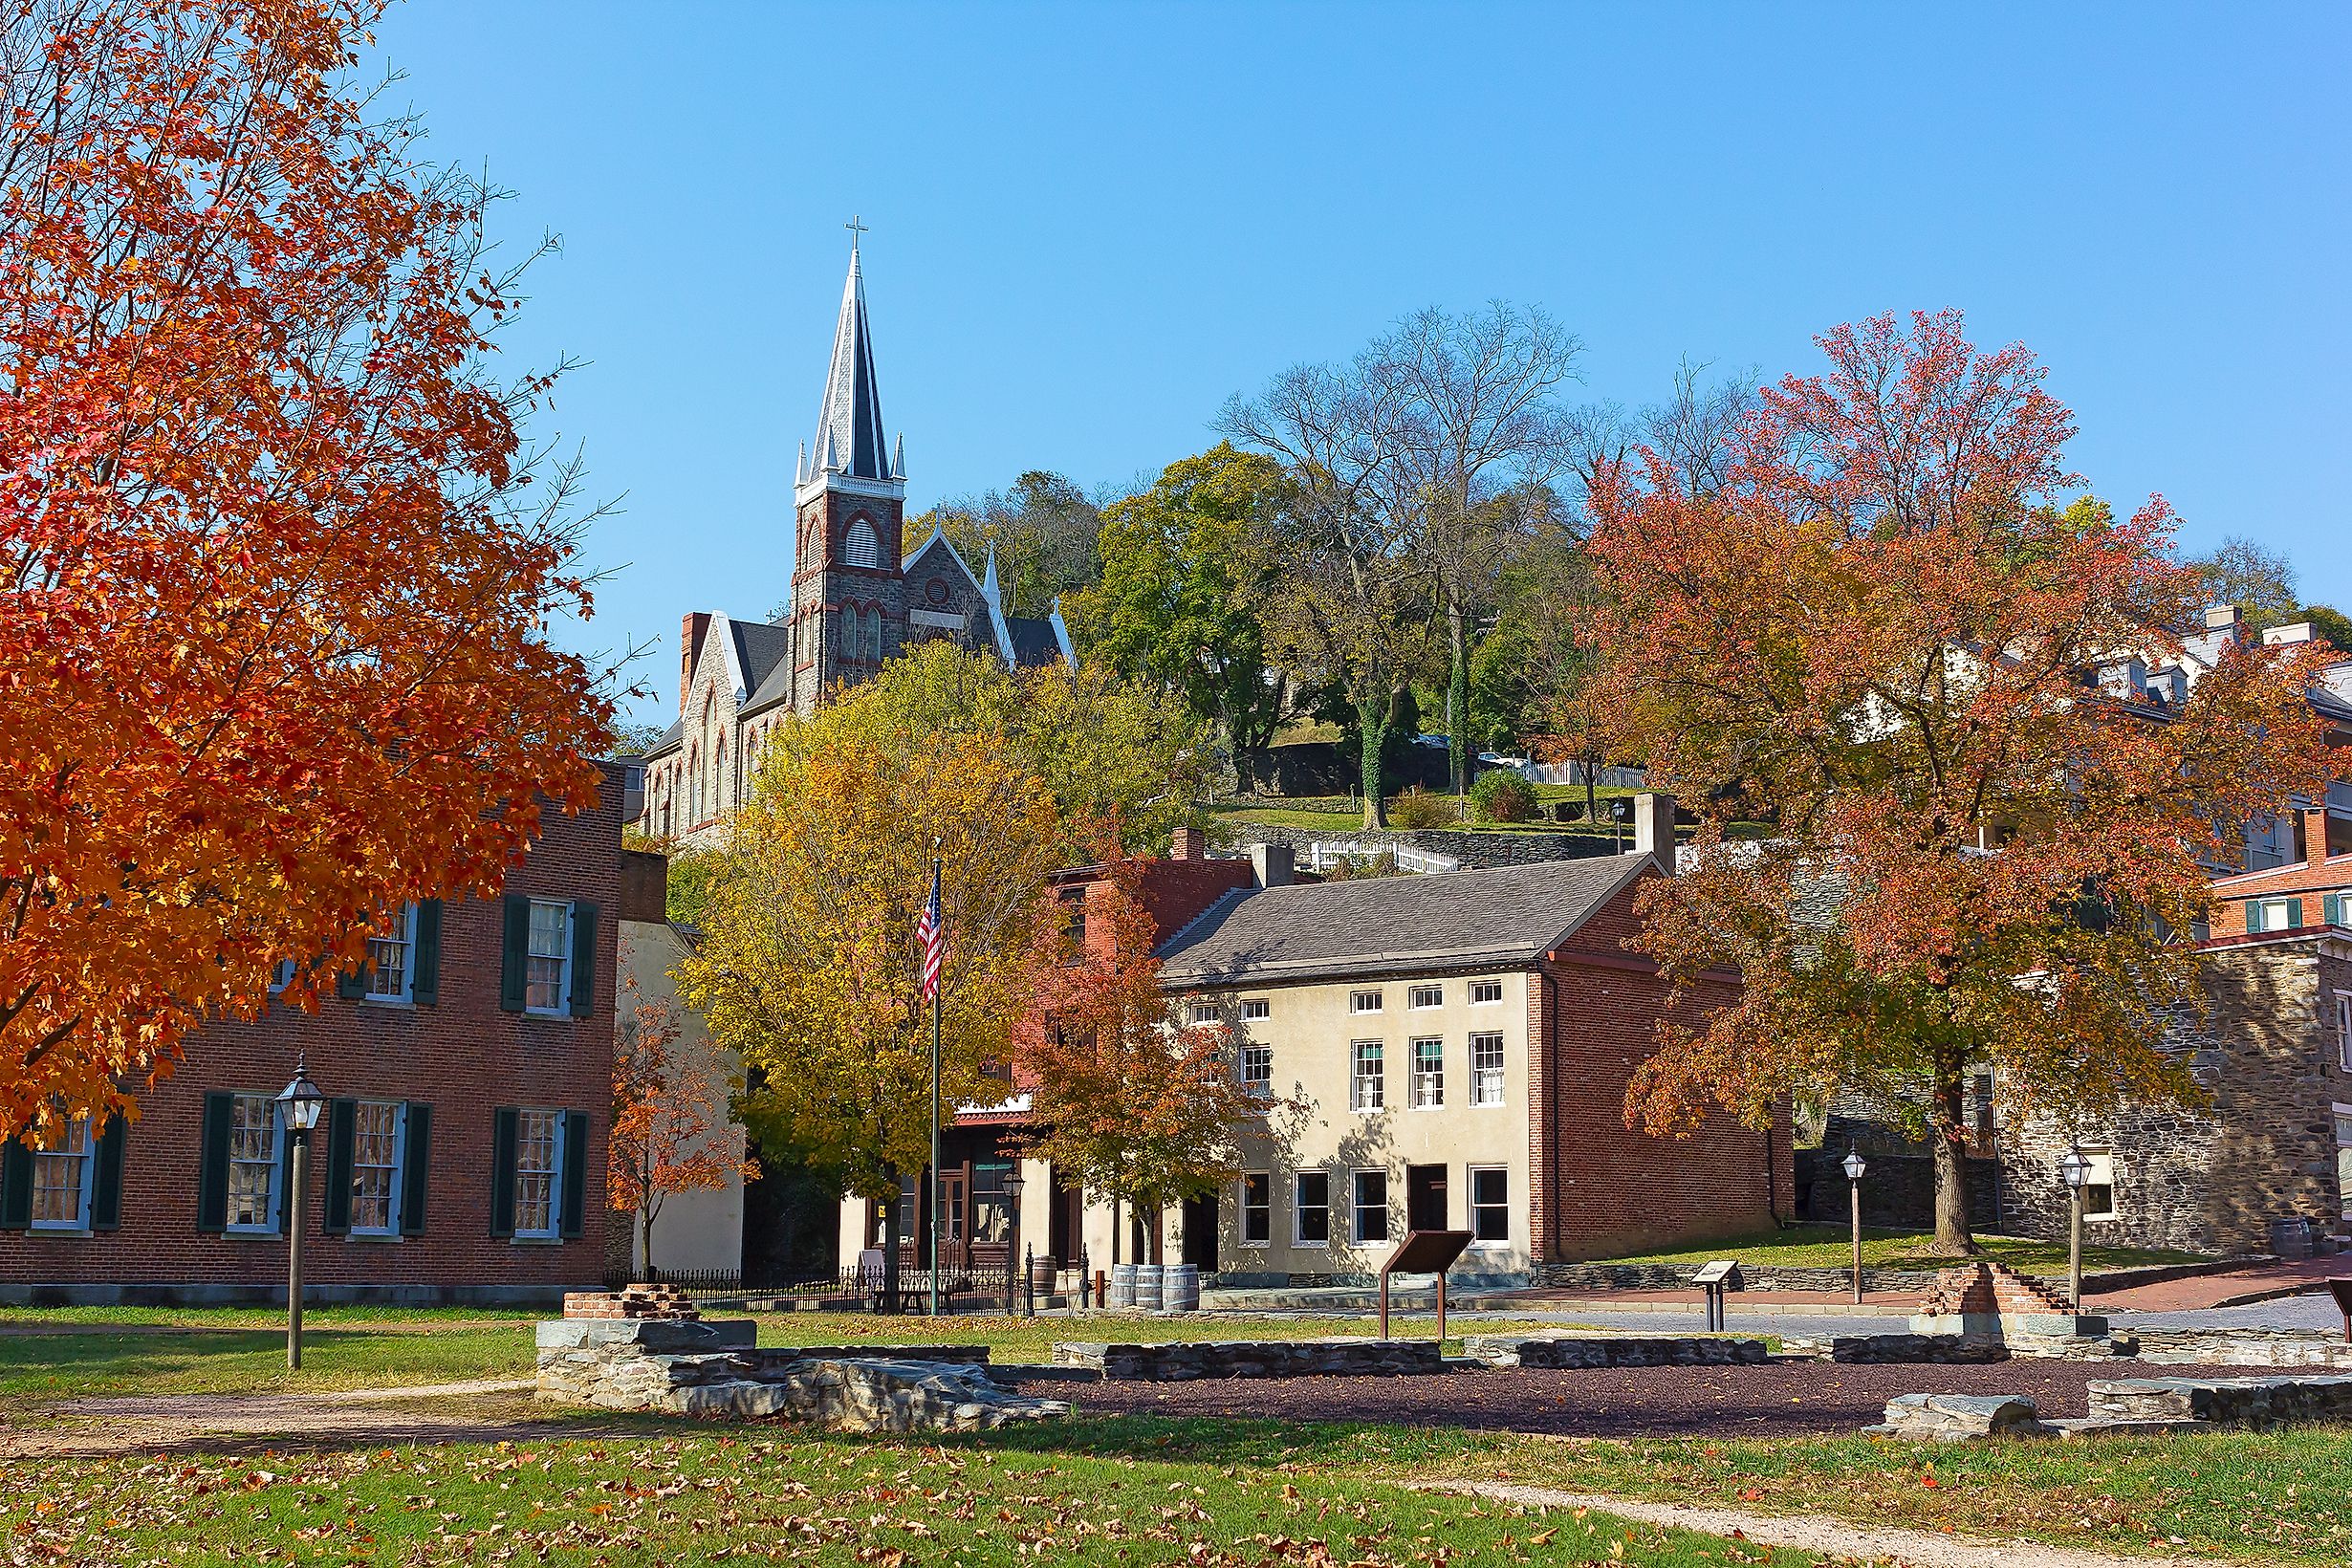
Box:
[730,618,792,696]
[902,525,983,591]
[1004,617,1062,670]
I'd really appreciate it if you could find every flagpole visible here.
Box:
[927,850,943,1320]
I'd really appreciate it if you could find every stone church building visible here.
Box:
[641,242,1073,843]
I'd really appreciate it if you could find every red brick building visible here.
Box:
[0,765,629,1306]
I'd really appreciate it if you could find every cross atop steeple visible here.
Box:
[844,213,868,249]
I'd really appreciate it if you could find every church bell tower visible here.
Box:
[788,223,908,713]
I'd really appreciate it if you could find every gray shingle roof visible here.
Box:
[1005,616,1061,669]
[731,619,792,695]
[1156,852,1653,987]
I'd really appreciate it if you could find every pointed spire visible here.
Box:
[892,431,905,480]
[981,540,1001,601]
[810,229,890,481]
[795,440,807,486]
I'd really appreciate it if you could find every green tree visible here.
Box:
[2184,534,2298,625]
[1066,444,1289,776]
[916,469,1105,618]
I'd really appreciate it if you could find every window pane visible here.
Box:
[1470,980,1502,1005]
[1408,986,1442,1010]
[1351,1041,1383,1111]
[526,902,569,1011]
[1410,1037,1444,1108]
[30,1121,90,1227]
[228,1095,280,1230]
[514,1109,560,1235]
[1241,1044,1273,1096]
[1353,1170,1388,1243]
[1470,1032,1505,1107]
[1242,1173,1271,1243]
[1470,1166,1509,1242]
[350,1100,402,1232]
[1296,1171,1329,1243]
[366,904,412,999]
[1240,999,1269,1021]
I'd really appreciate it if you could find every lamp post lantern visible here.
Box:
[274,1055,326,1369]
[1840,1147,1868,1304]
[1001,1168,1027,1315]
[2058,1149,2090,1312]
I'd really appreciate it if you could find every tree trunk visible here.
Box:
[1357,692,1390,829]
[1582,756,1598,823]
[1108,1190,1121,1267]
[1146,1202,1164,1264]
[1927,1064,1974,1254]
[639,1203,654,1276]
[1448,600,1470,797]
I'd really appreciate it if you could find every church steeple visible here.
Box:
[808,222,895,484]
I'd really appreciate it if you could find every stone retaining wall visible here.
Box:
[1532,1254,2248,1296]
[2131,1328,2352,1368]
[2090,1374,2352,1427]
[1462,1334,1768,1368]
[534,1318,1057,1432]
[1781,1334,2014,1365]
[1050,1338,1446,1380]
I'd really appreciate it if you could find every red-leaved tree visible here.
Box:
[1582,310,2336,1251]
[610,948,758,1273]
[1013,847,1269,1263]
[0,0,617,1132]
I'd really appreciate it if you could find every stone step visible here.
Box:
[2048,1416,2214,1438]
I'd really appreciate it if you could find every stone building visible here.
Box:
[639,240,1072,844]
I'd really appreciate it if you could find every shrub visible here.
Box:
[1386,787,1458,831]
[1467,769,1537,824]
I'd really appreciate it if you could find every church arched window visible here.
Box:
[843,517,881,569]
[865,606,885,664]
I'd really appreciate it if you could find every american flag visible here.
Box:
[915,883,945,1004]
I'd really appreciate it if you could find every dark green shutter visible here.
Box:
[567,902,599,1018]
[0,1140,30,1230]
[2287,899,2305,929]
[490,1107,518,1237]
[2246,901,2266,934]
[91,1117,125,1231]
[499,895,530,1013]
[411,899,443,1006]
[321,1099,356,1235]
[195,1091,233,1232]
[2327,893,2346,927]
[336,963,366,1000]
[560,1110,590,1239]
[400,1102,431,1235]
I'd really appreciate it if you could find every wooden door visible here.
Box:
[1405,1165,1448,1232]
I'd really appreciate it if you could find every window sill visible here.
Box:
[28,1225,92,1237]
[510,1234,566,1245]
[359,996,413,1009]
[522,1009,573,1021]
[344,1230,405,1242]
[223,1228,283,1240]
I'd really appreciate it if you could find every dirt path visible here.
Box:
[1443,1481,2210,1568]
[0,1379,587,1458]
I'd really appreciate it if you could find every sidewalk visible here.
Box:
[2090,1253,2346,1312]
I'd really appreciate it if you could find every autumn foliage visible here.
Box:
[0,0,612,1130]
[1582,311,2336,1248]
[609,947,757,1272]
[1012,845,1268,1262]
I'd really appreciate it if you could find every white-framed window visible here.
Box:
[270,959,296,994]
[1352,1169,1389,1244]
[1408,985,1444,1011]
[2246,898,2298,934]
[525,902,572,1015]
[1350,1040,1384,1111]
[2335,1105,2352,1223]
[364,903,417,1004]
[1239,998,1270,1022]
[512,1109,564,1239]
[1349,990,1383,1014]
[226,1094,282,1233]
[30,1120,95,1230]
[1240,1173,1271,1245]
[1409,1037,1445,1108]
[2080,1149,2117,1222]
[2337,992,2352,1073]
[348,1100,405,1236]
[1240,1043,1273,1098]
[1470,1032,1505,1107]
[1294,1170,1330,1245]
[1470,979,1503,1006]
[1469,1165,1509,1244]
[1188,1001,1220,1026]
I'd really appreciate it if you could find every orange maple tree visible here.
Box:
[0,0,614,1132]
[1013,844,1270,1263]
[609,948,758,1273]
[1580,311,2336,1250]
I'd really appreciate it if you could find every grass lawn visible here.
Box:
[1433,1425,2352,1565]
[3,1424,1821,1568]
[1593,1222,2206,1274]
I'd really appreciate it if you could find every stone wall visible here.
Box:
[2130,1328,2352,1369]
[2090,1373,2352,1427]
[1219,821,1625,872]
[1462,1334,1768,1367]
[1049,1338,1446,1380]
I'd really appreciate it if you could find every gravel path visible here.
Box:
[1445,1481,2210,1568]
[0,1379,558,1458]
[1027,1361,2115,1437]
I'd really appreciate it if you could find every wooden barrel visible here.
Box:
[1108,1263,1138,1309]
[1159,1262,1200,1313]
[1029,1254,1058,1293]
[1131,1263,1164,1313]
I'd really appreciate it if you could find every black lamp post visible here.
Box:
[275,1055,326,1369]
[1840,1147,1868,1304]
[1002,1168,1027,1315]
[2058,1148,2090,1312]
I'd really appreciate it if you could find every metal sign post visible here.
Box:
[1693,1259,1743,1333]
[1379,1230,1473,1341]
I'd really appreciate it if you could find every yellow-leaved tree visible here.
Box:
[675,690,1062,1304]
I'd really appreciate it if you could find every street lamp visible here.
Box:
[275,1055,325,1370]
[1840,1147,1868,1305]
[2058,1148,2090,1313]
[1001,1168,1027,1316]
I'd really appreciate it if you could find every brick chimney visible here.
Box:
[680,612,712,713]
[1631,792,1677,872]
[1170,825,1207,860]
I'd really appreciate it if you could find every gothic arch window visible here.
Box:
[843,517,882,569]
[865,606,885,665]
[715,732,729,813]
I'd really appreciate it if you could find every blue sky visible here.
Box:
[368,3,2351,730]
